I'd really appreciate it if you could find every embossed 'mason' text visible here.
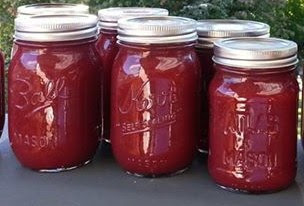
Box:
[223,150,278,169]
[13,132,58,149]
[222,98,280,171]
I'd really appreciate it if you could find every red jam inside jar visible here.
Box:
[97,7,168,143]
[111,16,199,176]
[208,38,299,193]
[195,47,214,153]
[96,29,118,142]
[196,20,270,153]
[8,14,102,171]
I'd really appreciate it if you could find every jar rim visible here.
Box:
[17,3,89,16]
[213,37,298,69]
[213,55,299,69]
[196,34,270,49]
[117,40,196,48]
[197,20,270,37]
[98,7,169,30]
[14,36,98,46]
[117,16,198,44]
[196,20,270,48]
[14,14,98,42]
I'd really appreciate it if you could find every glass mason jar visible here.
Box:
[96,7,169,143]
[208,38,299,193]
[196,20,270,154]
[111,16,200,177]
[8,14,102,172]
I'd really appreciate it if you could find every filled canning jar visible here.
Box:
[8,14,102,172]
[96,7,169,143]
[196,20,270,154]
[209,38,299,193]
[111,16,200,176]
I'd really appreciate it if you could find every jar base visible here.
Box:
[217,182,293,194]
[125,166,189,178]
[36,159,92,173]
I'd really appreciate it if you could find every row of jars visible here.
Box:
[0,3,300,193]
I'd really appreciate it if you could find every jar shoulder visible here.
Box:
[10,44,100,73]
[113,47,199,76]
[210,71,299,98]
[96,35,119,64]
[96,33,117,49]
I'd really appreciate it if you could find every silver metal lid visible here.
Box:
[213,38,298,69]
[117,16,197,44]
[98,7,169,30]
[14,14,98,42]
[17,3,89,17]
[197,20,270,48]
